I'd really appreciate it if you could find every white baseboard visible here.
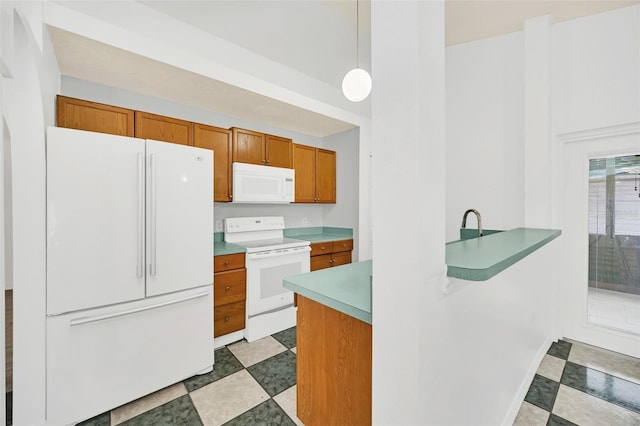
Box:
[214,330,244,349]
[501,336,554,426]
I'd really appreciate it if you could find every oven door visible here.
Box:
[245,246,310,316]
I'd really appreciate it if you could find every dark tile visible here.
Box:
[524,374,560,412]
[547,413,578,426]
[183,346,244,392]
[272,326,296,349]
[77,412,110,426]
[561,361,640,414]
[6,392,11,426]
[547,340,572,360]
[223,399,295,426]
[247,351,296,397]
[120,395,202,426]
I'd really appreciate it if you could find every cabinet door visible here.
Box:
[232,127,265,165]
[213,269,246,306]
[57,95,134,137]
[135,111,193,146]
[214,301,246,337]
[194,123,232,202]
[316,149,336,203]
[311,254,332,271]
[331,251,352,267]
[293,144,317,203]
[265,134,293,168]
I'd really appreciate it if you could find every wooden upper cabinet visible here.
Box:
[194,123,232,202]
[232,128,293,168]
[293,144,336,203]
[231,128,265,165]
[293,144,317,203]
[316,149,336,203]
[135,111,193,146]
[265,134,293,168]
[57,96,134,137]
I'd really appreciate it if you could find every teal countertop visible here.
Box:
[284,260,372,324]
[213,227,353,256]
[284,226,353,243]
[446,227,561,281]
[214,232,246,256]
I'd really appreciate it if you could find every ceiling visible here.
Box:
[49,0,639,137]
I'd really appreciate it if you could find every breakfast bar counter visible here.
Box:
[284,260,372,426]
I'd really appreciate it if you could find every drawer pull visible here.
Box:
[321,246,325,250]
[224,260,229,265]
[224,316,230,322]
[225,286,230,292]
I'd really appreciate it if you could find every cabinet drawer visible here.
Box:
[311,254,332,271]
[214,301,246,337]
[310,242,333,257]
[214,269,246,306]
[214,253,245,273]
[331,251,352,267]
[332,239,353,253]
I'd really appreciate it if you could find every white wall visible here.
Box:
[371,1,446,423]
[553,5,640,135]
[553,5,640,357]
[446,32,524,242]
[323,127,360,260]
[2,2,61,424]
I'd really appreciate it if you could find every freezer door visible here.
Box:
[145,140,213,296]
[46,286,213,425]
[46,127,146,314]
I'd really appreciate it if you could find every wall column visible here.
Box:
[371,1,445,423]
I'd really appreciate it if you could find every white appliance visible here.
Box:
[232,162,295,204]
[45,127,214,425]
[224,217,310,341]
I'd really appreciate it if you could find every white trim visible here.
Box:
[501,336,553,426]
[558,121,640,144]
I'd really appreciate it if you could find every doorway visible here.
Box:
[587,155,640,335]
[561,127,640,358]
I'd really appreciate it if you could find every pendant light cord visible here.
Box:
[356,0,359,68]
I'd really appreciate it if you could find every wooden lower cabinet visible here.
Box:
[296,295,371,425]
[310,239,353,272]
[213,253,246,338]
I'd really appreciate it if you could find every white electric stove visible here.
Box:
[224,217,310,342]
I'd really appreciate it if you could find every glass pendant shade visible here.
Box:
[342,68,372,102]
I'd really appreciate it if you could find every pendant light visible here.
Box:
[342,0,372,102]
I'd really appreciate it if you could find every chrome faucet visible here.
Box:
[461,209,483,238]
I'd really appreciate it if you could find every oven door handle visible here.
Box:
[247,246,311,260]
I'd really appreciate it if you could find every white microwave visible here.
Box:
[232,162,295,204]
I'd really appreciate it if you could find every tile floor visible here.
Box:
[515,339,640,426]
[588,287,640,335]
[5,329,640,425]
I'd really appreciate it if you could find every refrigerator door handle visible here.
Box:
[69,291,210,326]
[137,153,144,279]
[149,153,157,276]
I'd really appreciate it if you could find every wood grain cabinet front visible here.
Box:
[293,144,336,203]
[309,239,353,272]
[135,111,193,146]
[56,96,134,137]
[232,128,293,168]
[213,253,246,338]
[194,124,232,202]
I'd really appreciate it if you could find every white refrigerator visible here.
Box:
[45,126,214,425]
